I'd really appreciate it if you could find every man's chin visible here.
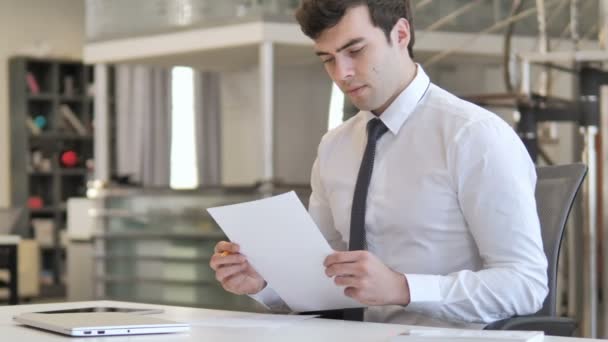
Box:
[349,99,371,112]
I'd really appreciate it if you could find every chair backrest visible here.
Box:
[535,163,587,316]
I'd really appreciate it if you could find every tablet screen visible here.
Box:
[35,307,163,315]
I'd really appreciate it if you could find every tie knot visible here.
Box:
[367,118,388,142]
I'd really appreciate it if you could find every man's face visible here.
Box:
[314,5,408,114]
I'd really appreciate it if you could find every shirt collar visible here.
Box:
[360,64,430,135]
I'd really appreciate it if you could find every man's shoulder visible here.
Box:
[424,85,528,163]
[423,84,509,132]
[318,112,363,149]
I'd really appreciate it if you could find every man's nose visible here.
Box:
[333,58,354,83]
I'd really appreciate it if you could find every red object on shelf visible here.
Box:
[27,196,44,209]
[26,72,40,94]
[60,150,78,168]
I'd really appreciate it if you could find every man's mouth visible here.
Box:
[347,85,367,96]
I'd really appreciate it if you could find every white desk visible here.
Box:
[0,300,599,341]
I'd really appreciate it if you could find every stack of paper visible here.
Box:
[391,329,544,342]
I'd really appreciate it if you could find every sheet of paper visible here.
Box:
[186,312,317,329]
[207,191,361,312]
[391,329,544,342]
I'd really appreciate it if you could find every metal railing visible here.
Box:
[85,0,599,42]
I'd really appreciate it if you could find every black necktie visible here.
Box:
[344,118,389,321]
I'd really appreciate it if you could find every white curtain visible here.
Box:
[194,71,222,186]
[115,65,172,187]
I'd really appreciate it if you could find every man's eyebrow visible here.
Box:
[315,38,365,56]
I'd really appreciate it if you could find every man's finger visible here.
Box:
[325,262,363,278]
[214,241,240,254]
[222,273,247,294]
[216,264,246,283]
[324,250,366,267]
[334,275,361,288]
[209,253,245,270]
[344,286,361,299]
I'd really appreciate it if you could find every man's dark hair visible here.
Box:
[295,0,415,58]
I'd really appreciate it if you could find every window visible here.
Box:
[328,82,344,130]
[170,67,198,189]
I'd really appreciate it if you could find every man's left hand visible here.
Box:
[324,251,411,306]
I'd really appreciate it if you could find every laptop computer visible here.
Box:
[14,307,190,336]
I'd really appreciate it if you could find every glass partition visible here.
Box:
[92,185,310,311]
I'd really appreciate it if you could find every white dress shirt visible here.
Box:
[252,65,548,328]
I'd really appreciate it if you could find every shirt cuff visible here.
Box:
[405,274,443,303]
[249,284,286,310]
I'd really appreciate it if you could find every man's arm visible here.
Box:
[404,117,548,323]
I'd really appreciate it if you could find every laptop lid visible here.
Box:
[14,312,190,337]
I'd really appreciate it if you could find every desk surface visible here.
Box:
[0,300,598,341]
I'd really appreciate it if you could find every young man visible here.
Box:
[210,0,548,328]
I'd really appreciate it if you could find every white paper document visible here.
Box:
[207,191,362,312]
[391,329,544,342]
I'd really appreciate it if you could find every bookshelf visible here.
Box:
[9,57,114,292]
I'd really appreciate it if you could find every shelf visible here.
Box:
[28,171,53,176]
[28,169,90,176]
[30,207,57,214]
[11,57,110,290]
[59,168,90,176]
[29,133,93,140]
[59,95,86,102]
[27,93,55,101]
[30,207,66,214]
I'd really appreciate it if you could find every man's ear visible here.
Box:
[392,18,411,51]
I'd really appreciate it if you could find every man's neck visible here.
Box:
[372,61,417,116]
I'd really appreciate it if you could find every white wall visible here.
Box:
[221,65,264,184]
[274,63,331,184]
[0,0,84,207]
[220,62,331,185]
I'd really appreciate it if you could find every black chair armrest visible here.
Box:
[484,316,576,337]
[298,309,345,320]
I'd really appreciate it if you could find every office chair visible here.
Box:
[485,163,587,336]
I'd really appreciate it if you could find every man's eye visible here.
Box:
[350,48,364,56]
[322,58,335,64]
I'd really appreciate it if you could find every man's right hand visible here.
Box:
[209,241,266,295]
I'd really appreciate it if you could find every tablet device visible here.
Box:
[32,306,164,315]
[14,307,189,336]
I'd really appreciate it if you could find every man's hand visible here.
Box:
[324,251,410,306]
[209,241,266,295]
